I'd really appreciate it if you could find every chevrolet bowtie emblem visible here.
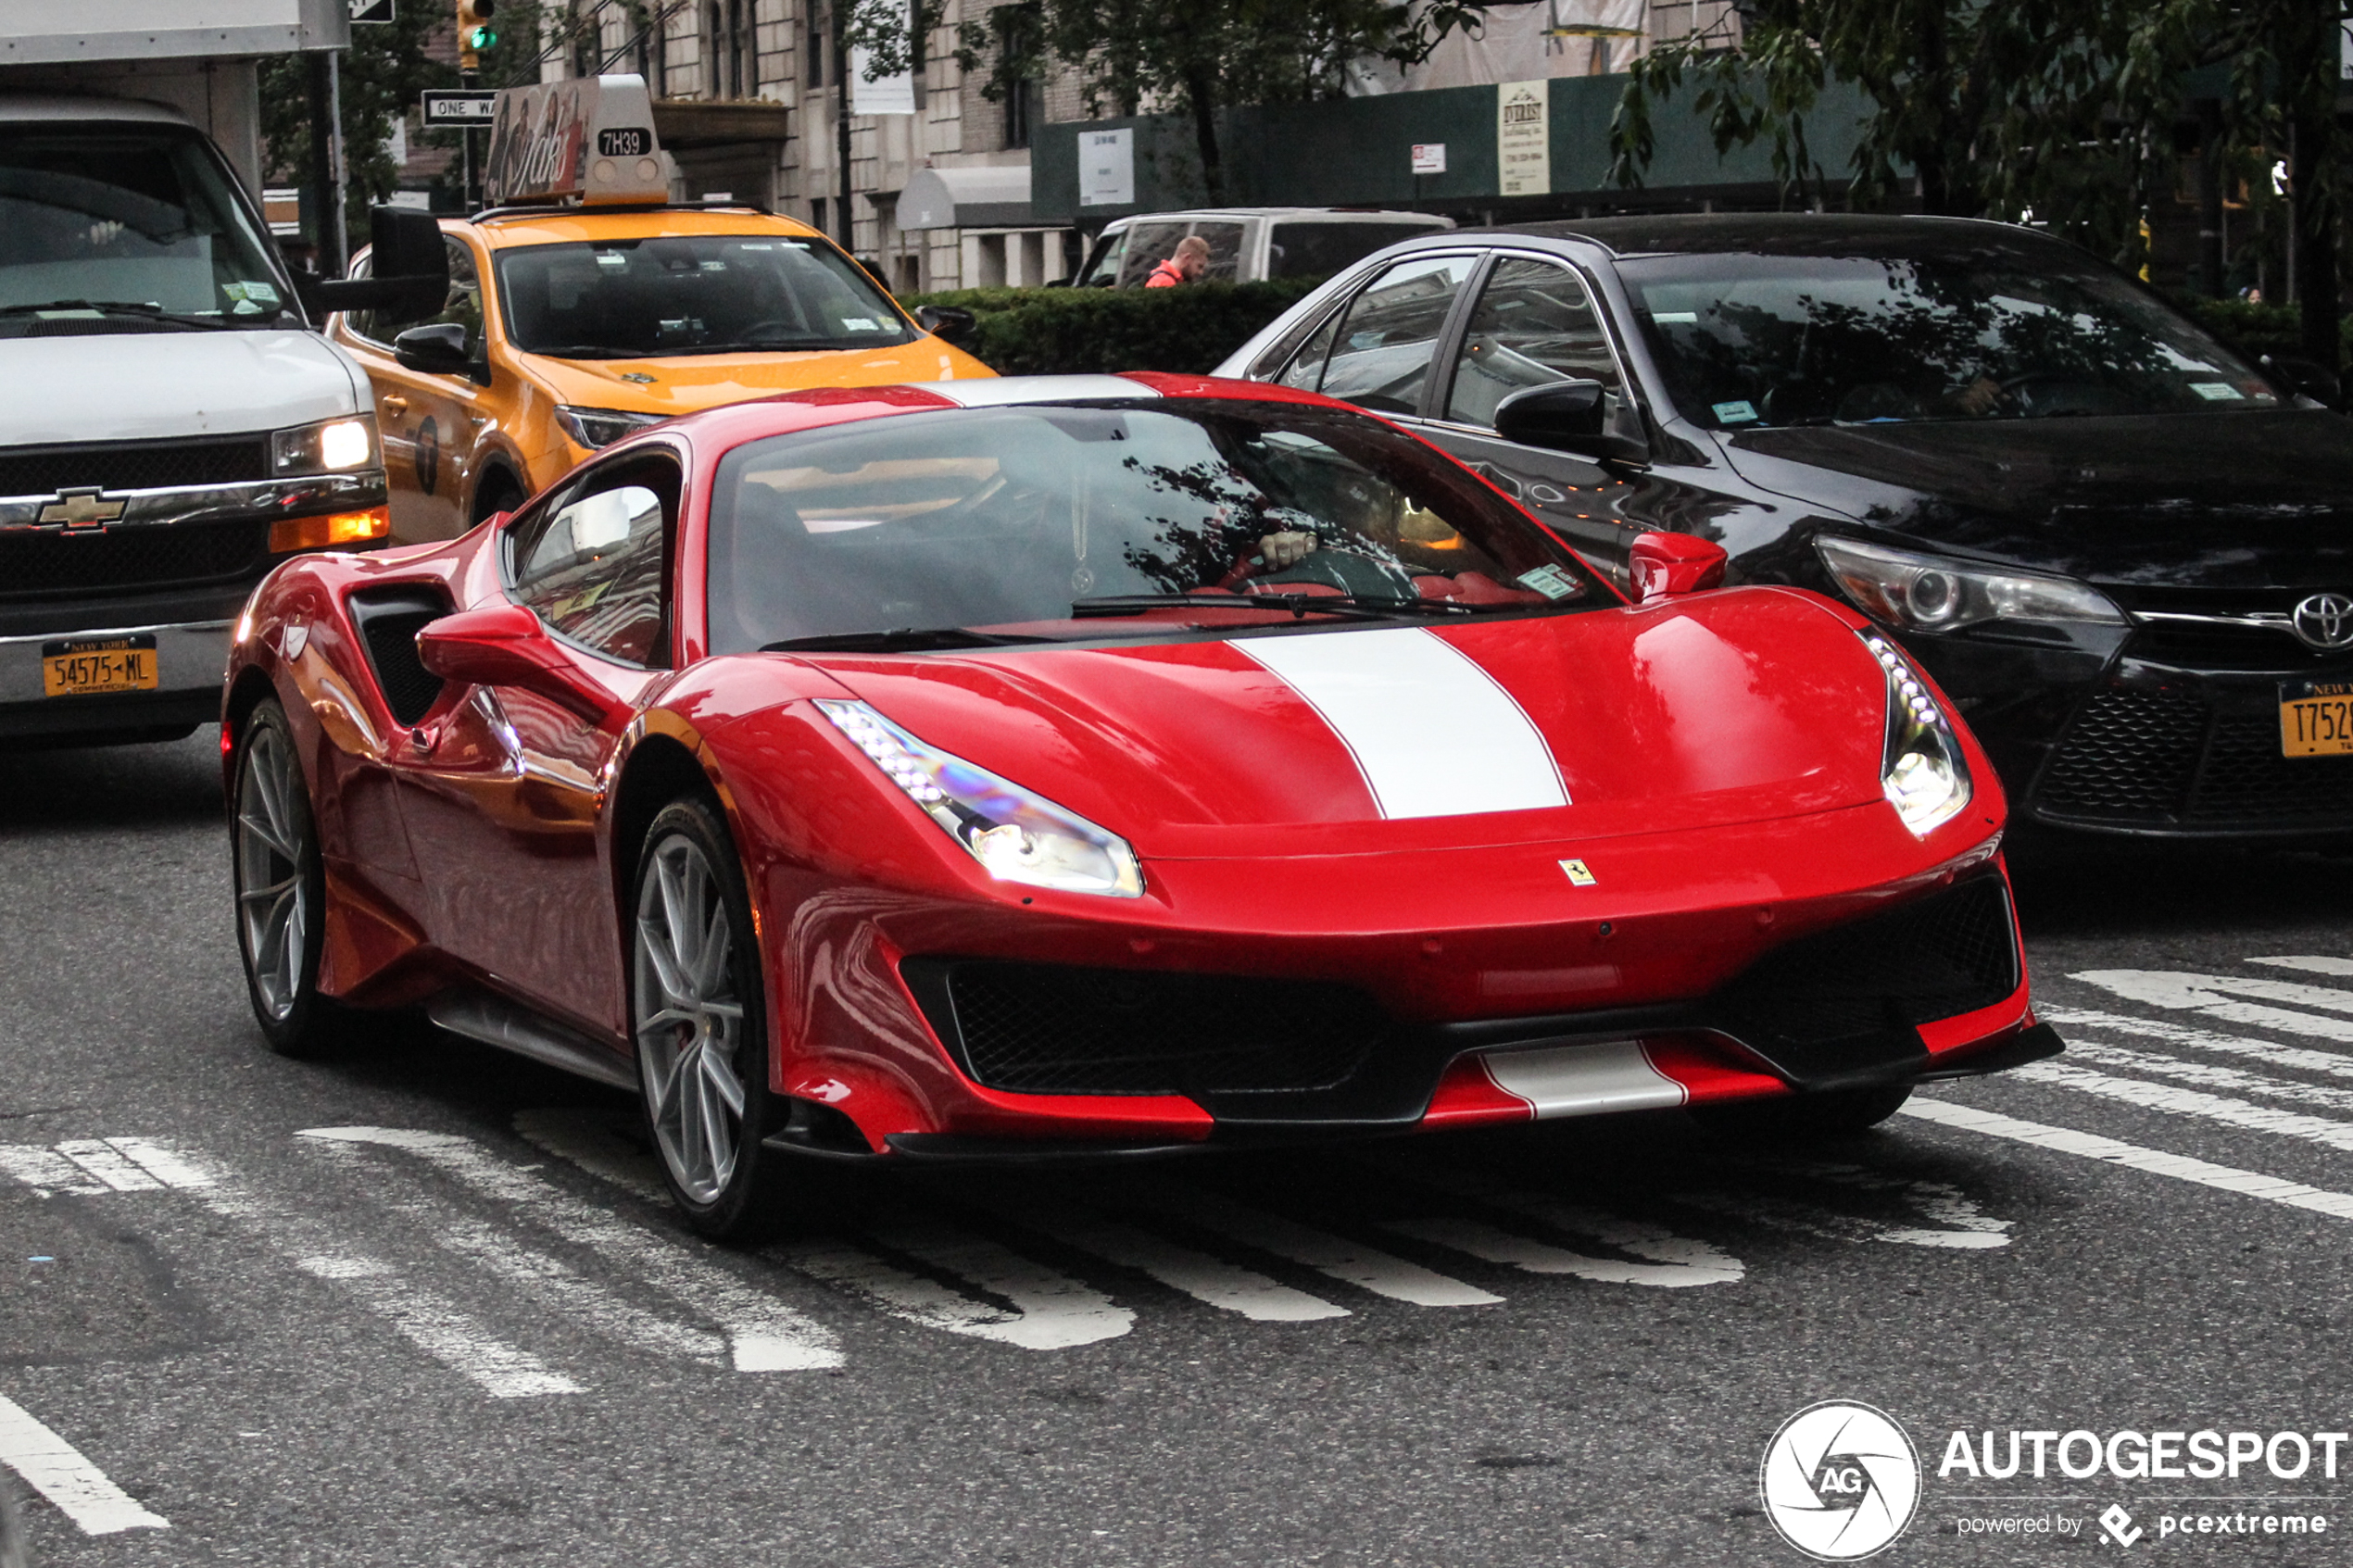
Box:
[38,489,124,528]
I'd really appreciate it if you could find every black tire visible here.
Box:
[1689,1084,1913,1141]
[471,471,524,525]
[629,797,792,1241]
[230,700,340,1057]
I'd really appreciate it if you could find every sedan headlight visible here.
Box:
[1816,535,2123,633]
[271,415,378,475]
[816,699,1144,897]
[1862,632,1972,836]
[554,406,666,450]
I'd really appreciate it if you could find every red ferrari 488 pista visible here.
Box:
[222,373,2058,1237]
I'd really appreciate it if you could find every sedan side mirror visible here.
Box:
[414,603,630,727]
[393,321,487,384]
[1493,379,1648,463]
[1629,531,1728,603]
[914,304,978,346]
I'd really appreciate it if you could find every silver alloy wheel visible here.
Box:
[234,721,310,1022]
[634,831,749,1205]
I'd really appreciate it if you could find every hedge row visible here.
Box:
[904,276,1326,377]
[2178,296,2353,362]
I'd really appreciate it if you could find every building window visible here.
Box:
[705,0,754,96]
[806,0,827,89]
[992,2,1042,151]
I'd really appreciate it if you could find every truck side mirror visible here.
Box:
[1629,531,1728,602]
[293,206,450,326]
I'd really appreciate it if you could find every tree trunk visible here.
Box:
[1182,66,1225,205]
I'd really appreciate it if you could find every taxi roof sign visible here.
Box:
[484,74,669,207]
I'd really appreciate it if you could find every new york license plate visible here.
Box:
[2280,677,2353,757]
[42,634,158,697]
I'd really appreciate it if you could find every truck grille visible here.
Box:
[0,519,273,601]
[2039,684,2353,829]
[0,435,270,498]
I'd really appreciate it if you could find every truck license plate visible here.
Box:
[2281,677,2353,757]
[42,634,158,696]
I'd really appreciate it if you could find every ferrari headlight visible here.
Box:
[554,406,665,450]
[816,699,1144,897]
[1862,632,1972,836]
[1817,536,2123,633]
[271,415,379,475]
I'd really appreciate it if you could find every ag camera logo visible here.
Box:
[1761,1400,1922,1561]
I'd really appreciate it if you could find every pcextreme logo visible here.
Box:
[1761,1400,1923,1561]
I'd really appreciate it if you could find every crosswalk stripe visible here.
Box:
[299,1127,841,1373]
[2250,955,2353,978]
[1383,1215,1738,1286]
[102,1137,211,1188]
[1899,1097,2353,1221]
[0,1146,106,1198]
[1670,1186,2008,1249]
[512,1109,667,1204]
[781,1232,1134,1350]
[2041,1006,2353,1083]
[0,1394,168,1535]
[2065,1039,2353,1113]
[1142,1192,1504,1307]
[2072,969,2353,1043]
[2012,1060,2353,1154]
[1013,1210,1350,1323]
[50,1141,161,1192]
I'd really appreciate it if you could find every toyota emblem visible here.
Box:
[2293,593,2353,651]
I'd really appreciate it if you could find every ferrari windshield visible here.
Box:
[496,233,915,358]
[704,399,1605,653]
[1622,247,2281,428]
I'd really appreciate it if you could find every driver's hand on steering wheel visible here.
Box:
[1949,375,2003,416]
[1257,531,1319,571]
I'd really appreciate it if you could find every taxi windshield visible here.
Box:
[703,399,1606,654]
[495,232,914,358]
[0,122,288,330]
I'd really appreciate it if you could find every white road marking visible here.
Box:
[2012,1060,2353,1155]
[103,1137,212,1188]
[1013,1210,1349,1323]
[2073,968,2353,1043]
[2249,955,2353,977]
[299,1126,841,1373]
[0,1394,169,1535]
[1381,1166,1745,1285]
[1144,1191,1504,1307]
[1384,1214,1739,1286]
[0,1146,106,1198]
[512,1108,668,1205]
[2042,1006,2353,1084]
[1671,1186,2009,1249]
[1899,1097,2353,1221]
[783,1227,1134,1349]
[2065,1039,2353,1113]
[51,1139,161,1192]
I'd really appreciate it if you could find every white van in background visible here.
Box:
[1070,207,1454,289]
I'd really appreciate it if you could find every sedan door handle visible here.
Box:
[381,394,409,416]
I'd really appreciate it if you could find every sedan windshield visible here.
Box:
[496,233,915,358]
[1621,246,2281,428]
[704,399,1605,654]
[0,123,289,331]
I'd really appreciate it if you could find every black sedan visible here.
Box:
[1215,214,2353,842]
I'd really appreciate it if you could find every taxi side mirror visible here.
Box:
[914,304,977,346]
[393,322,489,385]
[1629,531,1729,603]
[415,603,630,728]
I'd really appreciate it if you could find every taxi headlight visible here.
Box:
[271,415,378,476]
[1817,535,2123,633]
[816,698,1144,897]
[555,406,665,450]
[1862,632,1973,836]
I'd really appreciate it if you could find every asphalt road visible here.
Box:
[6,730,2353,1566]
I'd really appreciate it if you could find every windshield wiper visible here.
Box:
[0,298,245,330]
[761,627,1051,653]
[1073,592,1483,621]
[522,345,642,360]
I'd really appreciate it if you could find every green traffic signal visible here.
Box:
[463,23,497,47]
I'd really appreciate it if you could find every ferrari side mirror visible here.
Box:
[415,603,629,727]
[1629,531,1728,603]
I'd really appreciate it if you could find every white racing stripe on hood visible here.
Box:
[1238,626,1567,818]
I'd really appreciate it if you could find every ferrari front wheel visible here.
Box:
[631,798,789,1241]
[232,700,336,1056]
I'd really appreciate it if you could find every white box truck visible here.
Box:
[0,1,445,745]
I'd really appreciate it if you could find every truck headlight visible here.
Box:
[1817,535,2123,633]
[816,699,1145,897]
[1862,632,1972,836]
[271,415,378,475]
[554,406,665,450]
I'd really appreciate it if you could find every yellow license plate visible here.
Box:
[2281,678,2353,757]
[42,634,159,697]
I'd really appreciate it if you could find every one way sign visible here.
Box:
[350,0,395,20]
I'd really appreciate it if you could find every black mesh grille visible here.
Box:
[935,962,1384,1095]
[2040,684,2353,828]
[350,589,450,726]
[0,435,270,497]
[0,519,272,600]
[1712,875,2019,1081]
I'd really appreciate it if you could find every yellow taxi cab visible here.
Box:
[329,75,992,541]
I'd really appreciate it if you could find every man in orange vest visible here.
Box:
[1144,234,1211,288]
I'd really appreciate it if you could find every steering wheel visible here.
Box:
[1239,543,1417,597]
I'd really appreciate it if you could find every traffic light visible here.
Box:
[457,0,497,72]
